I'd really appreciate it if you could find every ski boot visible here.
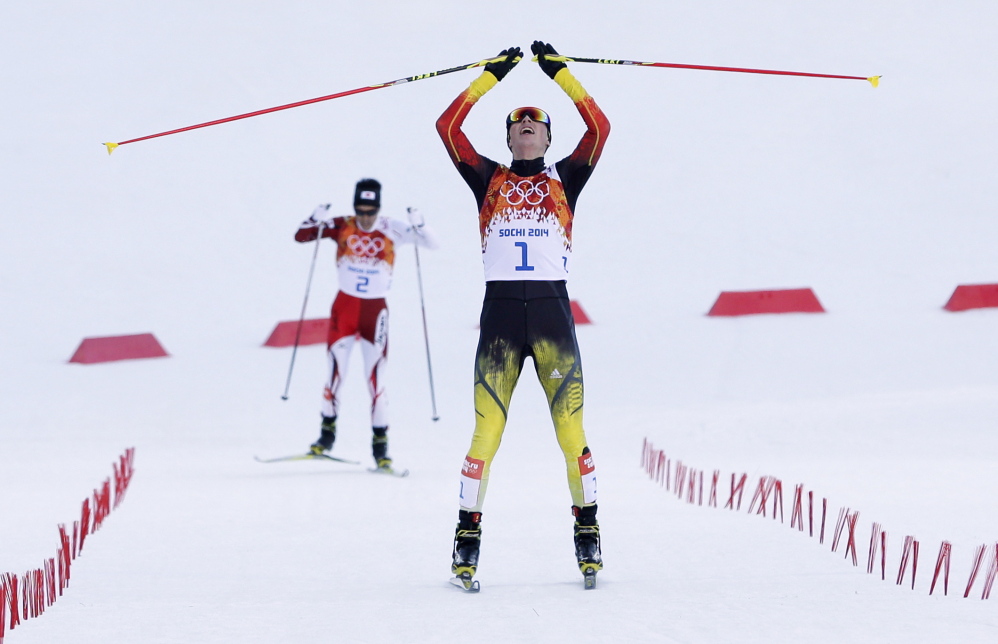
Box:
[309,416,337,455]
[371,426,393,471]
[450,510,482,592]
[573,504,602,590]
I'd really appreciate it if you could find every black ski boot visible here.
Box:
[451,510,482,592]
[309,416,337,455]
[372,426,392,470]
[573,504,602,589]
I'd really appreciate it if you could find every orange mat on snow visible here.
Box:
[707,288,825,317]
[69,333,169,364]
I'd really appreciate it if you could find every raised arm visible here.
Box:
[436,47,521,209]
[556,69,610,171]
[295,204,341,242]
[533,41,611,211]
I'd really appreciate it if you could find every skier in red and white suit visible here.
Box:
[295,178,438,470]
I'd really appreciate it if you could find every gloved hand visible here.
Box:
[484,46,522,82]
[531,41,567,80]
[406,207,425,228]
[303,203,331,226]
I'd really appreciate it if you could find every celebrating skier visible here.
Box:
[295,178,438,473]
[436,41,610,589]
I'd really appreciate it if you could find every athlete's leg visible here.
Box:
[358,300,389,428]
[322,336,356,418]
[458,297,526,513]
[527,296,597,509]
[320,293,362,420]
[358,299,390,465]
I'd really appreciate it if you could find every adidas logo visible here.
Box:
[549,368,564,379]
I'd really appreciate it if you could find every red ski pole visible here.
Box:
[103,54,519,154]
[535,54,880,87]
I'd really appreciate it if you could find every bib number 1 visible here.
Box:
[514,241,534,272]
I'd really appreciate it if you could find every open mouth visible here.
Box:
[521,126,535,135]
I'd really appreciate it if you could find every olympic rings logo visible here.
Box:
[499,179,549,206]
[346,234,386,257]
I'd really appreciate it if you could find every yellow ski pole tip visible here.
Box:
[867,76,881,88]
[103,142,119,155]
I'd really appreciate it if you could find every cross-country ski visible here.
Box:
[254,453,360,465]
[368,464,409,478]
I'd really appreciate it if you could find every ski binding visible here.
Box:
[369,465,409,477]
[449,573,480,593]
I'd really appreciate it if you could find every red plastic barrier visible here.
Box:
[570,300,592,325]
[943,283,998,312]
[707,288,825,316]
[640,439,998,600]
[68,333,168,364]
[263,318,330,347]
[1,449,134,640]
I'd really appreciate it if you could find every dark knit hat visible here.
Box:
[354,178,381,208]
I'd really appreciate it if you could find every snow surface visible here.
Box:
[3,1,998,642]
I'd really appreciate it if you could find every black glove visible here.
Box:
[484,47,522,82]
[531,41,567,80]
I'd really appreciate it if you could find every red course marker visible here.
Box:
[263,318,330,348]
[570,300,592,324]
[68,333,168,364]
[943,283,998,312]
[708,288,825,316]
